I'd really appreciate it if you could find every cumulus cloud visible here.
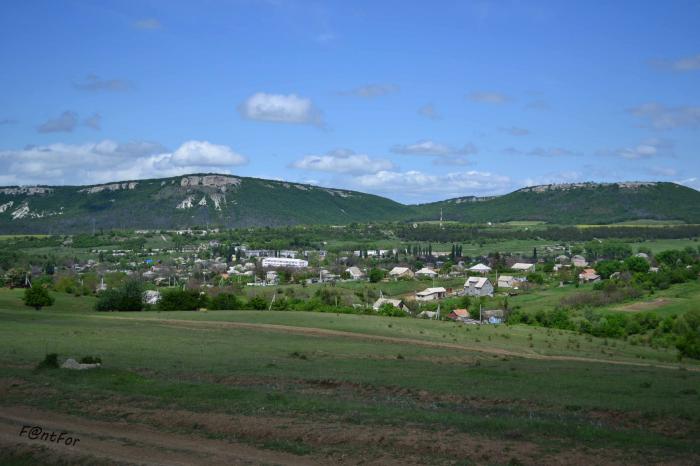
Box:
[37,111,78,133]
[0,140,247,186]
[351,169,512,200]
[291,149,394,174]
[499,126,530,136]
[133,19,162,30]
[677,177,700,190]
[627,103,700,130]
[73,75,133,92]
[598,138,674,159]
[338,84,399,98]
[651,53,700,72]
[84,113,101,130]
[467,91,511,104]
[238,92,323,126]
[503,146,578,157]
[391,139,478,157]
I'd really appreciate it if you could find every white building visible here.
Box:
[261,257,309,268]
[511,263,535,273]
[415,267,438,278]
[468,263,492,274]
[572,255,588,268]
[464,277,494,297]
[345,266,365,280]
[389,267,414,279]
[415,287,447,301]
[497,275,515,288]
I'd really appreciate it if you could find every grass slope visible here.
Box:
[2,176,700,233]
[414,182,700,224]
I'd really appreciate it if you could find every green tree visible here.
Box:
[368,268,385,283]
[23,286,55,310]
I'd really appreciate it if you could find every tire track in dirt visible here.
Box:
[88,314,698,371]
[0,405,318,466]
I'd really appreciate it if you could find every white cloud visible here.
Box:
[677,177,700,190]
[338,84,399,98]
[627,103,700,130]
[391,139,478,157]
[0,140,247,185]
[351,169,512,199]
[37,111,78,133]
[238,92,323,126]
[651,53,700,72]
[291,149,393,174]
[467,91,511,104]
[599,138,674,159]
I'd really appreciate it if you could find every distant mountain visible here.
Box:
[0,176,698,233]
[0,174,411,234]
[412,182,700,224]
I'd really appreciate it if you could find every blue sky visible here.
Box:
[1,0,699,203]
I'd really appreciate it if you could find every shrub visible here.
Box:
[23,286,55,310]
[210,292,242,310]
[377,303,406,317]
[80,356,102,364]
[158,289,209,311]
[248,296,268,310]
[36,353,59,370]
[95,279,144,312]
[368,268,385,283]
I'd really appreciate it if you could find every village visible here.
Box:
[3,226,679,330]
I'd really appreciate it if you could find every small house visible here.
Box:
[389,267,414,279]
[464,276,494,297]
[578,268,600,283]
[448,308,470,321]
[415,286,447,301]
[345,266,365,280]
[497,275,515,289]
[511,263,535,273]
[415,267,438,278]
[572,255,588,268]
[372,298,409,312]
[468,263,492,274]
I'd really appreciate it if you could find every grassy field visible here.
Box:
[1,290,699,464]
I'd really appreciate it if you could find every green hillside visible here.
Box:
[0,174,411,234]
[1,177,698,233]
[411,182,700,225]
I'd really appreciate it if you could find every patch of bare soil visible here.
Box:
[615,298,673,312]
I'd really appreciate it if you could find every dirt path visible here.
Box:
[0,405,318,465]
[614,298,674,312]
[88,314,698,371]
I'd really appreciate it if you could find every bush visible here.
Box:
[23,286,54,310]
[80,356,102,364]
[95,279,144,312]
[210,292,242,310]
[36,353,59,370]
[158,289,209,311]
[248,296,268,310]
[377,303,406,317]
[368,268,385,283]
